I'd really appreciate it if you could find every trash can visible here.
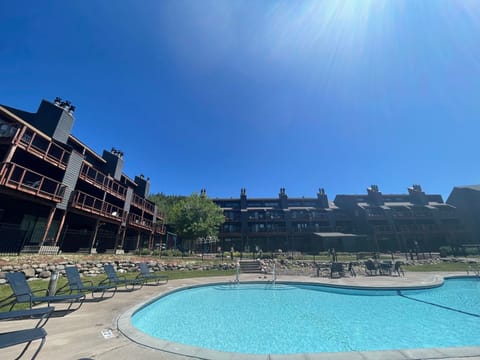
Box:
[47,271,59,295]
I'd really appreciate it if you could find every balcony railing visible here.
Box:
[16,127,70,169]
[144,200,155,214]
[156,211,165,221]
[0,162,66,202]
[127,213,153,231]
[0,122,20,143]
[70,190,125,222]
[131,193,156,214]
[154,223,166,235]
[79,163,127,200]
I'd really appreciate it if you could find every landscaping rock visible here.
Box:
[39,270,52,278]
[23,268,36,278]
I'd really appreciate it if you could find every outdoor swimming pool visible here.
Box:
[131,277,480,355]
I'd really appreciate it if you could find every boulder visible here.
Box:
[23,268,36,278]
[39,270,52,278]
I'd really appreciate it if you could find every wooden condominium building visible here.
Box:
[0,98,165,254]
[214,185,467,253]
[213,188,364,253]
[334,184,467,253]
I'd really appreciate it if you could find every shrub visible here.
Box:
[135,248,152,256]
[439,246,452,257]
[159,249,183,257]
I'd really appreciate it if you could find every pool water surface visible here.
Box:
[131,278,480,354]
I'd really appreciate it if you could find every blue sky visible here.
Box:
[1,1,479,200]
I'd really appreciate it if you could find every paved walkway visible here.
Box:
[1,272,480,360]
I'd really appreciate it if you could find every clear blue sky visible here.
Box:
[1,1,479,200]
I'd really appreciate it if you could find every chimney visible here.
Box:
[279,187,288,209]
[134,174,150,198]
[240,188,247,209]
[102,148,124,181]
[408,184,428,205]
[34,97,76,144]
[317,188,329,208]
[367,184,384,205]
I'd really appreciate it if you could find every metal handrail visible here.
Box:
[79,163,127,199]
[128,213,153,230]
[0,162,66,202]
[70,190,125,222]
[17,127,70,169]
[154,223,166,234]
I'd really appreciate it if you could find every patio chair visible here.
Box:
[347,262,356,277]
[136,263,169,285]
[101,264,144,291]
[0,306,54,329]
[330,262,345,278]
[364,260,379,276]
[5,272,85,311]
[393,261,405,276]
[57,266,117,299]
[0,306,53,359]
[379,261,393,276]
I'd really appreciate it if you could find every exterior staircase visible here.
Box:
[239,260,262,273]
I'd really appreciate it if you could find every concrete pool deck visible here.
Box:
[1,271,480,360]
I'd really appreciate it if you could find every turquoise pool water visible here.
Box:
[131,278,480,354]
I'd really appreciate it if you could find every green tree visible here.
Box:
[170,193,225,252]
[149,192,185,223]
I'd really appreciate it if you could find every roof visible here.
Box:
[452,185,480,192]
[68,135,106,163]
[0,105,52,141]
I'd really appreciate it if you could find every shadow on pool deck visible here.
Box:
[1,272,479,360]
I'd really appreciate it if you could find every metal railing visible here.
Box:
[127,213,153,231]
[156,210,165,221]
[154,223,166,235]
[131,193,156,214]
[79,163,127,200]
[0,162,66,202]
[17,127,70,169]
[70,190,125,222]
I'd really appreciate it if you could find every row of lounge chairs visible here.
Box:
[364,260,404,276]
[0,262,168,359]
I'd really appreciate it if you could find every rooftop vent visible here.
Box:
[53,97,75,115]
[110,147,124,158]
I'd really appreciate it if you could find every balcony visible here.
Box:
[16,127,70,169]
[127,213,153,231]
[0,121,20,144]
[154,223,166,235]
[79,163,127,200]
[0,162,66,202]
[144,199,155,215]
[131,193,156,214]
[372,225,394,233]
[156,211,165,221]
[70,190,125,222]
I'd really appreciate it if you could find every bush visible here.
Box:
[135,248,152,256]
[439,246,452,257]
[159,249,183,257]
[464,247,480,256]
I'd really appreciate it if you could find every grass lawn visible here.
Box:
[404,262,472,272]
[0,269,235,312]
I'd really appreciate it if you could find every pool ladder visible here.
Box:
[265,263,277,288]
[230,262,240,286]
